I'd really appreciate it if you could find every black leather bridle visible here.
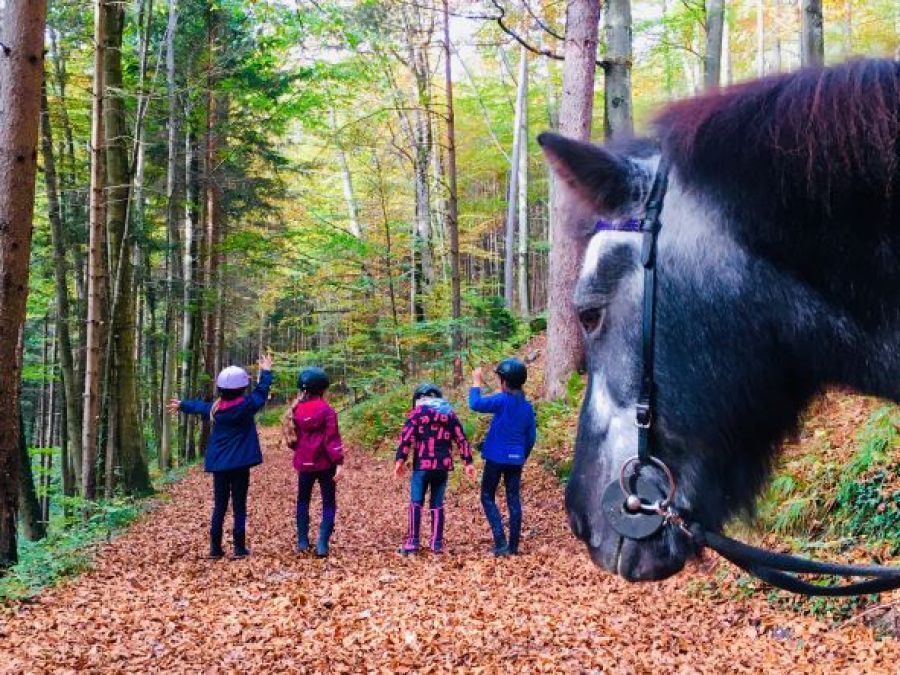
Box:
[598,156,900,596]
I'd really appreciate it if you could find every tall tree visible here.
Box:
[40,78,82,494]
[398,4,436,319]
[82,0,109,501]
[800,0,825,67]
[203,6,224,413]
[516,48,530,318]
[161,0,181,470]
[604,0,634,137]
[0,0,48,567]
[545,0,601,400]
[504,46,528,309]
[442,0,463,385]
[704,0,725,88]
[104,0,153,497]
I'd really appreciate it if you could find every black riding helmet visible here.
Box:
[412,383,442,407]
[298,367,329,395]
[495,358,527,389]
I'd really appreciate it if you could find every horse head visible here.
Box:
[540,59,900,582]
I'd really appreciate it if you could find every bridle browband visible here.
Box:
[596,156,900,597]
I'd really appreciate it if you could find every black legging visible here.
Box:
[480,460,523,550]
[211,468,250,539]
[297,468,337,524]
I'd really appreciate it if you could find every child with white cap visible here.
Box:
[168,355,273,559]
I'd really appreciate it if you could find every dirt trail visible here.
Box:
[1,428,896,673]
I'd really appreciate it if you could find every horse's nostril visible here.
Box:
[568,509,587,539]
[578,307,603,334]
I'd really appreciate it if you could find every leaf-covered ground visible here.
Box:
[1,429,897,673]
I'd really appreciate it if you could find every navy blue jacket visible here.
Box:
[468,387,536,466]
[180,370,272,472]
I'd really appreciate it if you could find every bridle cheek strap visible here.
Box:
[605,154,900,597]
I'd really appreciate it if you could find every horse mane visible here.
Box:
[654,59,900,229]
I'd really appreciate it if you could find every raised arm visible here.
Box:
[468,387,504,413]
[246,369,273,413]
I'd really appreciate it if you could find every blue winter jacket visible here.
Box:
[468,387,536,466]
[180,370,272,473]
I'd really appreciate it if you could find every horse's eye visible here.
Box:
[578,307,604,334]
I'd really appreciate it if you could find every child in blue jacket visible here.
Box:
[168,354,273,559]
[469,359,536,556]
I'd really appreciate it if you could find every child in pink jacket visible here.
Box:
[282,367,344,557]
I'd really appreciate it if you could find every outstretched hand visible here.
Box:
[464,463,477,482]
[472,367,484,387]
[258,353,274,371]
[166,399,181,416]
[393,460,405,479]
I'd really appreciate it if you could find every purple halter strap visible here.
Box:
[594,217,642,233]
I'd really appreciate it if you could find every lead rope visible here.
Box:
[695,527,900,596]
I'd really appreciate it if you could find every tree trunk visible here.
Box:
[545,0,600,400]
[104,0,153,498]
[48,29,87,310]
[181,126,200,461]
[202,7,223,450]
[800,0,825,67]
[722,8,732,86]
[442,0,463,385]
[545,55,559,248]
[504,47,528,309]
[841,0,851,58]
[603,0,634,138]
[0,0,48,566]
[161,0,181,470]
[40,78,83,493]
[399,5,435,313]
[516,48,530,318]
[82,0,109,503]
[43,334,57,522]
[18,408,46,542]
[332,109,362,238]
[756,0,766,77]
[704,0,725,89]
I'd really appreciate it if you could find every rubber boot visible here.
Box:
[296,507,310,553]
[492,530,510,557]
[508,518,521,556]
[233,530,251,558]
[316,519,334,558]
[209,530,225,559]
[398,503,422,555]
[429,507,445,553]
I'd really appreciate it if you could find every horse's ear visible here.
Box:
[538,131,636,228]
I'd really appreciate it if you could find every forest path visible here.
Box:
[1,428,896,673]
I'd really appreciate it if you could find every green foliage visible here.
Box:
[836,472,899,550]
[1,498,141,603]
[468,295,517,343]
[341,387,410,454]
[257,404,285,428]
[832,407,899,550]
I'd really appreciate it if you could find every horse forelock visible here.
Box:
[654,59,900,226]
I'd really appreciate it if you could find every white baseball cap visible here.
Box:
[216,366,250,390]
